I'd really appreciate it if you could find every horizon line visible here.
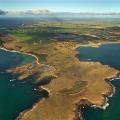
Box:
[1,9,120,14]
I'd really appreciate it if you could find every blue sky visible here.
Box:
[0,0,119,13]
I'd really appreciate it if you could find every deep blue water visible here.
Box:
[77,43,120,120]
[0,15,61,28]
[77,43,120,70]
[0,49,47,120]
[0,16,37,28]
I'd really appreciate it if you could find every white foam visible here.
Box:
[34,88,37,91]
[10,79,16,82]
[102,103,109,110]
[86,59,92,61]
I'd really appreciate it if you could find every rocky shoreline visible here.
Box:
[77,72,119,120]
[0,47,55,120]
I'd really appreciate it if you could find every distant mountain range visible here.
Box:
[0,9,6,15]
[0,9,120,16]
[7,9,52,15]
[0,9,53,15]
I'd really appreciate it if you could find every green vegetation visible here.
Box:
[1,21,119,51]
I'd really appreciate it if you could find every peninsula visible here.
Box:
[0,21,120,120]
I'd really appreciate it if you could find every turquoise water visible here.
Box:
[0,49,34,70]
[77,43,120,120]
[0,49,47,120]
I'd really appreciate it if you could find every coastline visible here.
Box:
[16,97,49,120]
[78,79,119,120]
[75,42,120,120]
[77,41,120,49]
[0,47,41,65]
[78,72,119,120]
[0,41,120,120]
[0,47,56,72]
[0,47,53,120]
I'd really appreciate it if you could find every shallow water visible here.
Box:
[0,49,47,120]
[77,43,120,120]
[0,49,34,70]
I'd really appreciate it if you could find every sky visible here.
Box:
[0,0,120,13]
